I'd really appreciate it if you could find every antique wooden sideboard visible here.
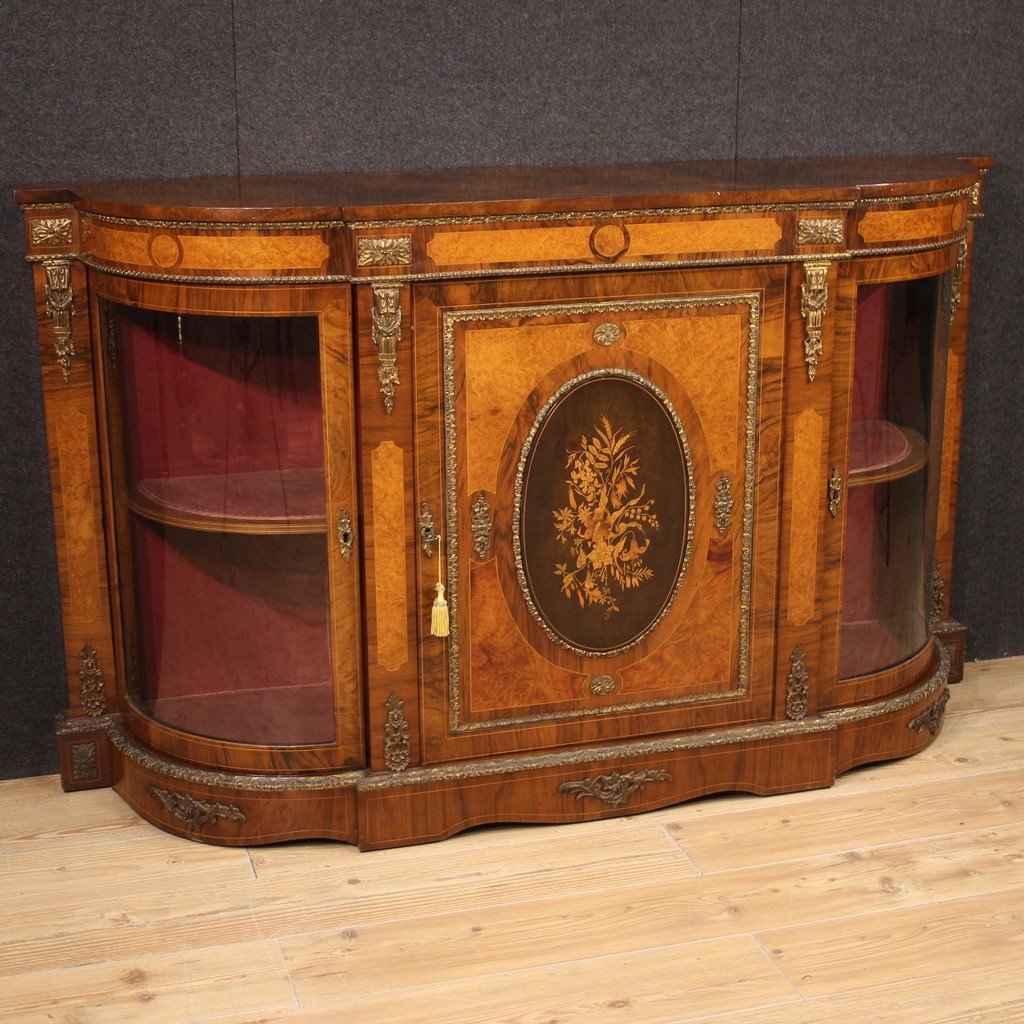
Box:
[17,155,989,849]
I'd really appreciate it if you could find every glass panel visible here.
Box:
[112,306,334,744]
[840,275,947,678]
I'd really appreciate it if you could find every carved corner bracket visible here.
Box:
[558,768,671,808]
[43,258,75,383]
[800,262,830,382]
[370,283,402,414]
[786,646,810,720]
[384,692,411,771]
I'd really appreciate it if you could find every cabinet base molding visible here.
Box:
[72,645,949,850]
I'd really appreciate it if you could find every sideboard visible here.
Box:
[16,154,989,849]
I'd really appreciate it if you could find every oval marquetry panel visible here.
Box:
[515,371,692,656]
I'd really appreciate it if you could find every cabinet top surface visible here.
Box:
[15,154,989,223]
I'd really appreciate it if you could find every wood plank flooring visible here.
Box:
[2,656,1024,1023]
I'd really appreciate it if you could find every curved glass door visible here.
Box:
[839,273,949,679]
[109,305,334,745]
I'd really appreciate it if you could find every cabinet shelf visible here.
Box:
[127,468,327,535]
[847,420,928,488]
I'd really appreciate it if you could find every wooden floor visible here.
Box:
[3,657,1024,1023]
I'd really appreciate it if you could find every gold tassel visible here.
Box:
[430,535,450,638]
[431,582,450,638]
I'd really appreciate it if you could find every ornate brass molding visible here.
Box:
[358,643,951,790]
[593,322,623,346]
[43,259,75,383]
[149,785,246,832]
[108,723,361,791]
[336,508,354,560]
[589,675,617,696]
[558,768,672,808]
[713,473,734,536]
[827,467,843,518]
[370,284,402,414]
[786,646,810,720]
[79,644,106,718]
[796,218,844,245]
[70,741,99,782]
[930,567,945,624]
[357,236,413,267]
[31,217,72,246]
[471,492,492,560]
[384,693,411,772]
[950,239,968,319]
[419,503,439,557]
[800,262,829,382]
[909,688,950,736]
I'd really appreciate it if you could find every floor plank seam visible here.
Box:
[658,821,705,873]
[750,932,806,1002]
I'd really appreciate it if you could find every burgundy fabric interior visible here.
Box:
[131,519,334,743]
[117,307,334,745]
[117,308,324,485]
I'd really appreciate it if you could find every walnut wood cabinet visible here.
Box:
[17,155,988,849]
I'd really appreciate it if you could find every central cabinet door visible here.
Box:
[413,267,786,762]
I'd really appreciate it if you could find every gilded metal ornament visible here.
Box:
[800,262,829,382]
[79,644,106,718]
[589,675,617,696]
[713,473,734,536]
[370,284,402,414]
[786,646,810,721]
[31,217,73,246]
[950,239,968,320]
[103,300,118,377]
[383,692,411,772]
[909,688,950,736]
[337,508,354,560]
[419,503,439,557]
[930,567,945,624]
[593,322,623,346]
[796,218,845,245]
[827,467,843,518]
[553,416,658,617]
[43,259,75,383]
[149,786,246,832]
[357,236,413,267]
[558,768,672,808]
[70,741,99,782]
[471,492,492,560]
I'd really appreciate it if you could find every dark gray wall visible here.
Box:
[1,1,1020,779]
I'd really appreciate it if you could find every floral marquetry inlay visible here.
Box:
[554,416,660,618]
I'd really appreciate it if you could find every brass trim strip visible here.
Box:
[441,293,760,733]
[28,230,969,285]
[360,644,950,789]
[102,645,947,794]
[80,211,346,230]
[107,724,362,790]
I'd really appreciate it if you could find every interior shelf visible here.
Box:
[127,468,327,534]
[847,420,928,488]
